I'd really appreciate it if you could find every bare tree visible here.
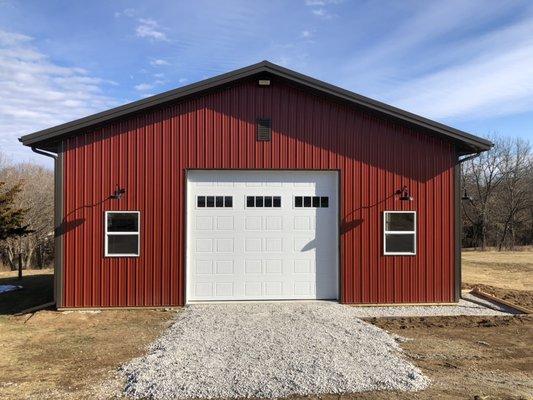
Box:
[0,162,54,269]
[496,138,532,250]
[462,134,533,250]
[462,135,505,250]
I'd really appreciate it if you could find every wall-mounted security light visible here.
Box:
[461,188,473,202]
[397,186,413,201]
[111,184,126,200]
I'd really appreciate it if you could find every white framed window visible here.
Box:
[104,211,140,257]
[383,211,416,255]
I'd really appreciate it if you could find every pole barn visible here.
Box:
[20,61,492,308]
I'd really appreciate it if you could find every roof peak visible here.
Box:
[20,61,492,154]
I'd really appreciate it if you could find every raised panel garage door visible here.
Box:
[186,170,339,302]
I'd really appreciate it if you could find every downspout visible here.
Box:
[454,151,481,301]
[31,146,62,308]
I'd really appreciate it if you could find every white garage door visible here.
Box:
[186,170,339,302]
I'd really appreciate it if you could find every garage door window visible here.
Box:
[294,196,329,208]
[105,211,140,257]
[383,211,416,255]
[197,196,233,208]
[246,196,281,208]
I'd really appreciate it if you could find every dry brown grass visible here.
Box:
[0,269,174,399]
[462,250,533,291]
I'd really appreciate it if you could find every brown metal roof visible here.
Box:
[19,60,492,154]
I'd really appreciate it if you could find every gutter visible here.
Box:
[31,146,62,309]
[31,146,57,160]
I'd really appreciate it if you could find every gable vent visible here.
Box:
[256,118,271,141]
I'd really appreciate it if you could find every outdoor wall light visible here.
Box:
[111,185,126,200]
[397,186,413,201]
[461,188,473,202]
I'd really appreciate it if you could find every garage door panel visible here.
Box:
[187,170,338,301]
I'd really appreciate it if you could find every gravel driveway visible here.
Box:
[121,302,429,399]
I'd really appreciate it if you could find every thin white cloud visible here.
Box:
[306,0,340,18]
[312,9,330,18]
[115,8,136,18]
[150,58,170,66]
[134,82,153,91]
[335,2,533,122]
[0,29,118,161]
[300,30,312,38]
[136,18,169,41]
[178,78,188,84]
[389,43,533,120]
[305,0,342,6]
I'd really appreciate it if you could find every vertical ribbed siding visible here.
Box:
[62,77,455,307]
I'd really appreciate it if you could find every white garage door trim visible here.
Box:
[186,170,339,303]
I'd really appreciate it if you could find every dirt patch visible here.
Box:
[462,283,533,310]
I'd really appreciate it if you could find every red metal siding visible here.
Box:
[62,77,455,307]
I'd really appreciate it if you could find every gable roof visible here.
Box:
[19,60,492,154]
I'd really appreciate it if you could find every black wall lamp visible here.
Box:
[111,184,126,200]
[397,186,413,201]
[461,188,473,202]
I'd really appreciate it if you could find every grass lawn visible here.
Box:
[0,251,531,399]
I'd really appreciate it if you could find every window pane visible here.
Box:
[256,196,264,207]
[273,196,281,207]
[247,196,255,207]
[206,196,215,207]
[320,197,329,208]
[385,212,415,231]
[216,196,224,207]
[264,196,272,207]
[295,196,302,207]
[312,196,320,207]
[304,196,312,207]
[107,234,138,255]
[224,196,233,208]
[107,213,138,232]
[385,234,415,253]
[197,196,205,208]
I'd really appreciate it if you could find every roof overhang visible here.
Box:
[19,60,493,155]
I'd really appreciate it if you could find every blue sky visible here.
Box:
[0,0,532,166]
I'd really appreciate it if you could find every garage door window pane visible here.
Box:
[224,196,233,208]
[383,211,416,255]
[197,196,206,208]
[295,196,303,207]
[320,197,329,207]
[304,196,312,207]
[273,196,281,207]
[247,196,255,207]
[256,197,264,207]
[264,196,272,207]
[206,196,215,207]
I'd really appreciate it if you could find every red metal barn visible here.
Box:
[20,61,492,308]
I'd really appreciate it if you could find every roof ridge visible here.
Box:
[19,60,492,154]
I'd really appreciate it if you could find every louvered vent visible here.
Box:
[256,118,271,141]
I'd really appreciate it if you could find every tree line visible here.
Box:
[0,152,54,270]
[461,135,532,250]
[0,134,531,270]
